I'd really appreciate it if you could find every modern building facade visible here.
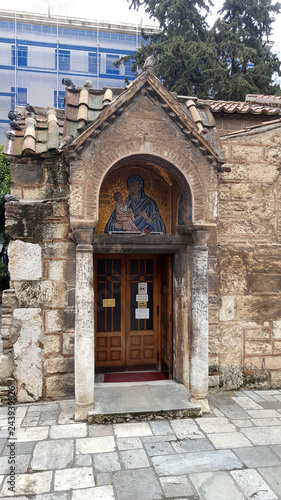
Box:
[0,9,158,144]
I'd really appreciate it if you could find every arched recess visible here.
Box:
[83,154,207,228]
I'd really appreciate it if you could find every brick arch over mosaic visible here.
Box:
[83,150,206,225]
[95,156,192,234]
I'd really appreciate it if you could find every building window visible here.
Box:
[54,90,65,109]
[11,87,27,109]
[106,54,119,75]
[12,45,28,66]
[56,49,70,71]
[88,52,97,74]
[125,59,134,77]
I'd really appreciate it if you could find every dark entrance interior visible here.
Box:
[94,254,173,376]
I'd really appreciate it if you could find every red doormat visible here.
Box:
[104,372,167,383]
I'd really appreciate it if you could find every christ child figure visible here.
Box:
[114,191,139,231]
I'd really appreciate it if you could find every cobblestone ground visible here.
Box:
[1,389,281,499]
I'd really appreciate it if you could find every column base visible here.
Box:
[75,402,94,422]
[189,396,210,413]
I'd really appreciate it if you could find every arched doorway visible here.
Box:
[93,156,192,378]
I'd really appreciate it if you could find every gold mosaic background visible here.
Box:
[96,164,173,234]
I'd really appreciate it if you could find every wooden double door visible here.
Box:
[94,254,172,374]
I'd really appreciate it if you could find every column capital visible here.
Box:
[70,219,96,245]
[192,229,211,247]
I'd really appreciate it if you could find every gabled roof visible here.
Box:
[67,68,224,162]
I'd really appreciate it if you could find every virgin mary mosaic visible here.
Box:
[104,174,166,234]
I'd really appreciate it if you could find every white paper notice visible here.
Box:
[135,308,149,319]
[136,294,148,302]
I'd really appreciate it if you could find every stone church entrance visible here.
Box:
[94,254,173,375]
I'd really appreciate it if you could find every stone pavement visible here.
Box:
[1,389,281,499]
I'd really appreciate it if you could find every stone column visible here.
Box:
[71,220,95,421]
[189,229,210,413]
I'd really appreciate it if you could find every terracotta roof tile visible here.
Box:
[200,98,281,116]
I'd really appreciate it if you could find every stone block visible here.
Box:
[245,328,270,340]
[252,274,281,294]
[232,145,263,161]
[44,357,74,374]
[231,182,263,200]
[44,334,61,356]
[0,354,13,379]
[48,261,65,281]
[13,308,43,402]
[244,357,263,370]
[237,296,281,322]
[62,332,75,356]
[44,310,63,332]
[43,222,69,240]
[273,321,281,338]
[273,341,281,354]
[63,310,75,330]
[220,296,236,321]
[270,371,281,387]
[220,325,243,366]
[45,374,74,398]
[65,262,76,285]
[9,240,42,280]
[67,289,75,306]
[14,280,66,309]
[264,356,281,370]
[245,340,272,356]
[208,375,219,387]
[190,471,245,500]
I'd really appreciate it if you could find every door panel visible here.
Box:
[95,256,125,369]
[94,254,172,373]
[126,256,158,368]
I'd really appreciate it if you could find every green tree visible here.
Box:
[0,145,10,290]
[122,0,281,100]
[118,0,227,98]
[212,0,281,100]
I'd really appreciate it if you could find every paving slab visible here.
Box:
[195,417,236,434]
[144,441,174,456]
[258,466,281,497]
[15,427,49,442]
[1,471,53,497]
[93,452,121,472]
[72,485,115,499]
[231,469,278,499]
[113,468,163,500]
[120,449,150,468]
[32,440,74,470]
[50,423,87,439]
[76,436,116,454]
[160,475,195,497]
[116,437,143,450]
[190,471,245,500]
[152,450,243,475]
[113,422,152,438]
[241,426,281,445]
[206,431,252,449]
[54,467,95,491]
[170,419,204,440]
[233,446,281,468]
[171,438,214,454]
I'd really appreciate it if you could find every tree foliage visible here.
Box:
[0,145,10,232]
[122,0,281,100]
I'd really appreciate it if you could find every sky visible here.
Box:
[5,0,281,53]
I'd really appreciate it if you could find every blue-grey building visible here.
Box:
[0,9,157,144]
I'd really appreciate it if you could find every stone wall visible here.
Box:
[2,156,75,402]
[215,123,281,389]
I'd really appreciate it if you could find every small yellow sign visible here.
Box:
[138,301,147,309]
[103,299,116,307]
